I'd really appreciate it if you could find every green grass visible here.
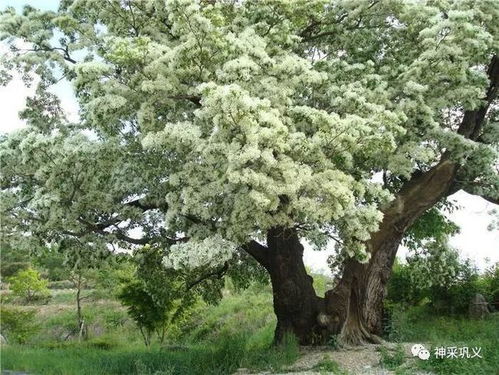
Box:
[49,289,78,304]
[1,286,300,374]
[1,331,299,375]
[389,307,499,375]
[379,345,406,370]
[313,357,347,375]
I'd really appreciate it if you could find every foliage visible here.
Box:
[118,246,197,346]
[0,306,39,344]
[0,243,31,279]
[2,0,497,287]
[8,268,50,303]
[386,251,498,315]
[118,280,169,346]
[403,206,460,252]
[34,248,67,281]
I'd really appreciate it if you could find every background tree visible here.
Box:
[0,242,31,280]
[1,0,497,345]
[8,268,50,303]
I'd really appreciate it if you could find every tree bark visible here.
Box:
[267,228,329,345]
[244,228,330,345]
[324,159,458,344]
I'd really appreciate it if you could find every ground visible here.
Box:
[235,343,434,375]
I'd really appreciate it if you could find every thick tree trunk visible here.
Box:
[325,159,458,344]
[267,228,328,345]
[244,228,330,345]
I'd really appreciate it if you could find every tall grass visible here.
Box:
[1,286,299,374]
[389,307,499,375]
[1,331,299,375]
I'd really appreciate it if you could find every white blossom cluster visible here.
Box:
[1,0,497,266]
[163,235,236,270]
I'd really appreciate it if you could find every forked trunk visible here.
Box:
[328,159,458,344]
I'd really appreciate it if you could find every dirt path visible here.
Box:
[235,343,434,374]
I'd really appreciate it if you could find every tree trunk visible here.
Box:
[245,228,330,345]
[331,55,499,343]
[326,158,458,344]
[73,273,87,340]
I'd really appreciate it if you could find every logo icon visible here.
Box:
[411,344,430,360]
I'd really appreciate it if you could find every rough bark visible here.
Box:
[244,228,329,345]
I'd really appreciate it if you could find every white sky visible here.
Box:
[1,0,497,274]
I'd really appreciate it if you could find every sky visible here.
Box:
[1,0,497,274]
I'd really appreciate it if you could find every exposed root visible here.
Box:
[338,320,384,348]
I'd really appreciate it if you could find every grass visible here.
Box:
[3,281,499,375]
[379,345,405,370]
[1,286,301,374]
[389,307,499,375]
[313,357,347,374]
[1,331,299,375]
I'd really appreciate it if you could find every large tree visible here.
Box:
[1,0,497,345]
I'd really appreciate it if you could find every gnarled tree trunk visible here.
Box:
[326,159,458,344]
[334,55,498,343]
[246,228,329,345]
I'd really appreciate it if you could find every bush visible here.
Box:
[426,259,485,315]
[387,257,496,316]
[9,268,50,303]
[0,306,39,344]
[1,261,31,279]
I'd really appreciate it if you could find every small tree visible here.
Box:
[9,268,50,303]
[58,240,113,340]
[0,307,39,344]
[118,246,196,346]
[118,280,167,346]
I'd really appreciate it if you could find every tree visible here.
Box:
[0,0,497,345]
[118,245,197,346]
[0,242,31,279]
[57,240,117,340]
[9,268,50,303]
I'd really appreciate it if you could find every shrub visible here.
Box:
[0,261,30,279]
[387,256,496,316]
[0,306,39,344]
[9,268,50,303]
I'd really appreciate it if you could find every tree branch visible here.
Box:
[242,240,270,268]
[124,198,165,211]
[458,55,499,140]
[186,261,229,291]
